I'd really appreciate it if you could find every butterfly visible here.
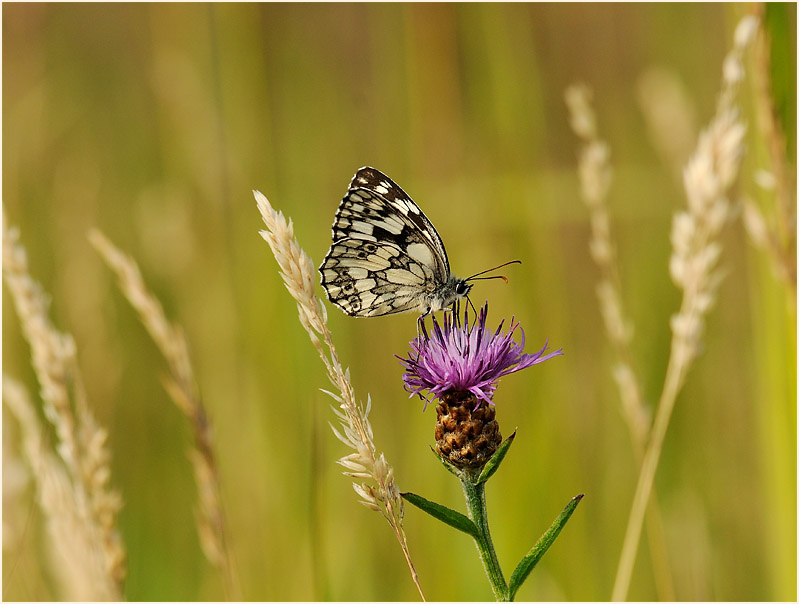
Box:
[319,167,516,318]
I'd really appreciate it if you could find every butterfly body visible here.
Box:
[319,167,471,317]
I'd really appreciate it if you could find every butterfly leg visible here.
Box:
[447,299,464,328]
[416,305,434,339]
[416,311,427,339]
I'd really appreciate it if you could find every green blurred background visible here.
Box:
[3,3,796,601]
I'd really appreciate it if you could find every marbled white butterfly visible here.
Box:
[319,167,515,318]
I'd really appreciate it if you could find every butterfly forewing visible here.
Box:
[333,168,450,278]
[319,167,469,317]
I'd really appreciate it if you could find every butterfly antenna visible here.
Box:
[466,295,478,328]
[466,260,522,283]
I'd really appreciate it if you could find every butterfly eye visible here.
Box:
[456,282,470,295]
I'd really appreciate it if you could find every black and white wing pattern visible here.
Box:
[319,167,471,317]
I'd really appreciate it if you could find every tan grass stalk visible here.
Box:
[88,229,239,599]
[2,213,125,601]
[2,376,120,601]
[566,84,674,600]
[612,16,757,601]
[565,84,649,446]
[743,3,797,307]
[254,190,425,601]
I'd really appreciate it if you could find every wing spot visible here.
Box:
[347,295,362,312]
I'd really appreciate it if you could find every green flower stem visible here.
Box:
[461,473,509,601]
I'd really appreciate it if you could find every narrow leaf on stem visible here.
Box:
[402,492,480,538]
[477,429,517,485]
[508,494,584,601]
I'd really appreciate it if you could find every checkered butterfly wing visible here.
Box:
[319,167,456,317]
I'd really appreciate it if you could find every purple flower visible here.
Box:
[398,303,563,408]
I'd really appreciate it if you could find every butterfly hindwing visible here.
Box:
[320,237,440,316]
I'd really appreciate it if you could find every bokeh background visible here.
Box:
[3,3,795,601]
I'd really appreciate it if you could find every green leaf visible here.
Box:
[402,491,479,538]
[507,494,584,601]
[476,429,517,485]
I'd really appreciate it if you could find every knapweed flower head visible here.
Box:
[398,303,563,409]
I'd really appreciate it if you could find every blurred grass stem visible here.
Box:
[613,349,688,601]
[612,16,756,601]
[89,230,240,600]
[2,212,125,601]
[565,84,675,600]
[745,3,797,307]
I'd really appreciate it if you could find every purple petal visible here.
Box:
[398,303,563,408]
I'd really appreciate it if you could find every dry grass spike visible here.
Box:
[612,15,758,601]
[89,229,239,599]
[2,211,125,601]
[254,189,425,600]
[566,83,674,600]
